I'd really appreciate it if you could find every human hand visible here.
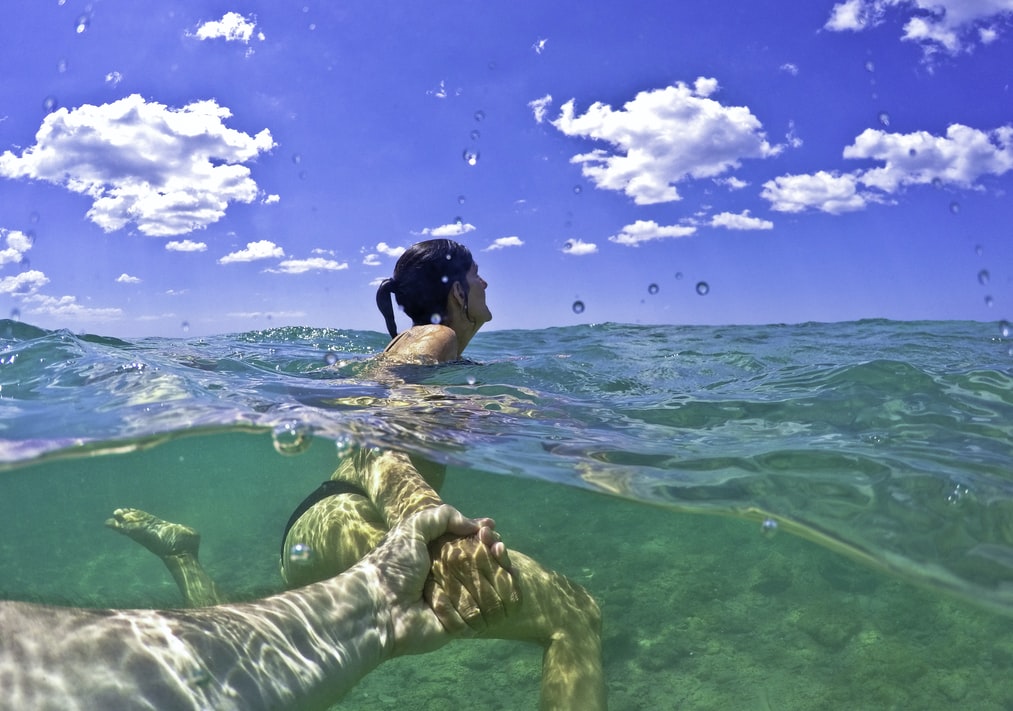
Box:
[375,505,515,658]
[425,520,521,635]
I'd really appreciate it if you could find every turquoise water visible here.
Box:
[2,318,1012,709]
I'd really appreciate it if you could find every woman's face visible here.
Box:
[465,262,492,325]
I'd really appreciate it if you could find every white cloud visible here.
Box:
[529,94,553,124]
[780,62,800,75]
[532,38,549,54]
[362,253,381,266]
[21,293,122,320]
[262,193,280,204]
[194,12,260,43]
[710,210,774,230]
[0,94,276,237]
[484,236,524,251]
[0,270,48,295]
[115,273,141,284]
[1,228,33,266]
[762,123,1013,213]
[266,257,349,274]
[608,220,697,246]
[219,240,285,264]
[761,171,874,213]
[421,222,476,237]
[716,176,749,190]
[549,81,781,205]
[166,239,208,252]
[562,238,598,256]
[847,124,1013,191]
[377,242,405,258]
[105,71,123,87]
[824,0,1013,54]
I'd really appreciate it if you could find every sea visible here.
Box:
[1,317,1011,710]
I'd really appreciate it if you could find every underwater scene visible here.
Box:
[2,317,1012,709]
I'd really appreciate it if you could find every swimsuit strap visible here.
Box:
[280,480,368,557]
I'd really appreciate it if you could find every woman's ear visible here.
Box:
[451,280,466,305]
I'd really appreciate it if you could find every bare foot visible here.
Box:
[106,508,201,559]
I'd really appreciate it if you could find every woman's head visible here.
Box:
[375,239,475,338]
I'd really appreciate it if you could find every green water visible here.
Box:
[1,431,1011,710]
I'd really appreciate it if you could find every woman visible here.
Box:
[115,239,606,710]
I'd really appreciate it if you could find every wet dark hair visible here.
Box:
[375,239,474,338]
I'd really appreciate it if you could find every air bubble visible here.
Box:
[462,149,480,166]
[1000,320,1010,338]
[292,153,302,165]
[466,375,477,385]
[457,195,466,204]
[288,543,314,564]
[985,295,994,308]
[75,13,90,33]
[454,216,463,225]
[573,185,582,194]
[878,111,890,127]
[572,300,585,314]
[10,308,21,322]
[43,96,59,113]
[441,275,449,284]
[695,281,710,296]
[181,321,190,333]
[470,129,481,141]
[978,270,990,286]
[761,518,779,536]
[675,272,683,280]
[324,352,338,366]
[864,60,875,72]
[949,201,960,214]
[648,283,659,295]
[57,59,69,73]
[431,313,443,324]
[474,110,485,122]
[975,244,984,257]
[272,421,313,455]
[932,177,943,189]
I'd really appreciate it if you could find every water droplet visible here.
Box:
[323,352,338,366]
[761,518,779,536]
[292,153,302,165]
[453,216,463,225]
[1000,320,1010,338]
[695,281,710,296]
[572,300,585,314]
[181,321,190,333]
[474,109,485,122]
[949,201,960,214]
[29,212,40,224]
[573,185,583,194]
[864,60,875,72]
[978,269,990,286]
[57,58,69,73]
[648,283,659,295]
[272,421,313,455]
[462,149,480,166]
[932,177,943,189]
[440,275,449,284]
[470,129,481,141]
[298,170,308,180]
[288,542,314,564]
[674,272,683,280]
[908,148,917,157]
[10,308,21,322]
[564,240,574,251]
[430,313,443,324]
[466,375,477,385]
[457,195,466,204]
[878,111,890,126]
[984,295,994,308]
[42,96,59,113]
[975,244,984,257]
[75,13,91,33]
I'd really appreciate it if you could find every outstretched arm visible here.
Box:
[0,506,514,711]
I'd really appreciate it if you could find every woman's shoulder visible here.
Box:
[381,325,458,363]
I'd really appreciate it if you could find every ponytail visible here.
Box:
[375,278,399,338]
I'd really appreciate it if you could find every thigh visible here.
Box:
[280,493,387,588]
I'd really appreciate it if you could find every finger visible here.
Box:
[429,541,489,630]
[445,538,509,629]
[425,575,474,637]
[408,505,478,545]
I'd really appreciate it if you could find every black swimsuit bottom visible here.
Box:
[280,480,368,557]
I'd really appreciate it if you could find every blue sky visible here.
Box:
[1,0,1011,337]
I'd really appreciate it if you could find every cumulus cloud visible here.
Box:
[608,220,697,246]
[562,238,598,256]
[710,210,774,230]
[20,293,122,320]
[194,12,263,43]
[824,0,1013,54]
[218,240,285,264]
[166,239,208,252]
[1,228,33,266]
[115,273,141,284]
[762,123,1013,213]
[265,257,349,274]
[0,270,48,296]
[420,222,476,237]
[376,242,406,258]
[362,253,381,266]
[548,80,781,205]
[0,94,276,237]
[484,236,524,251]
